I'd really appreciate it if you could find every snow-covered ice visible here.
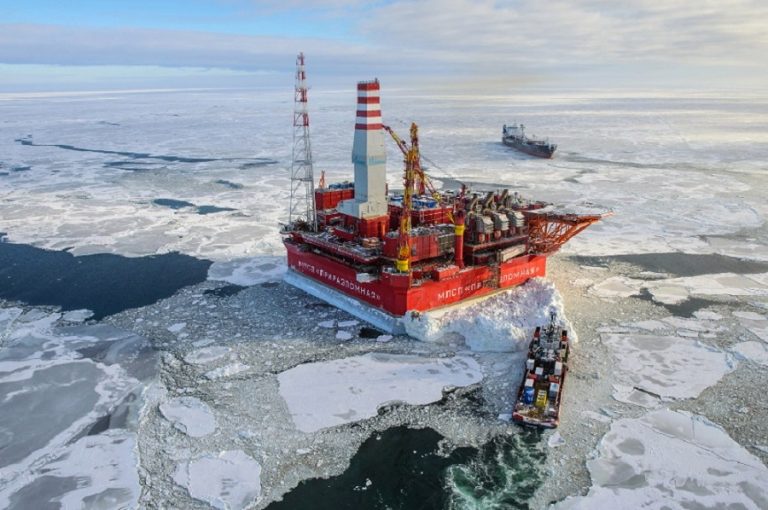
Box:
[208,256,285,286]
[277,352,483,433]
[404,279,571,351]
[205,362,249,380]
[603,333,734,404]
[0,429,140,509]
[0,306,155,508]
[184,345,230,364]
[336,330,353,340]
[160,396,217,437]
[555,410,768,510]
[173,450,262,510]
[731,341,768,366]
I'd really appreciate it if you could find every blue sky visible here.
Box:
[1,0,767,92]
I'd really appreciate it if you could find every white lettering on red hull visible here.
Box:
[499,264,542,284]
[436,281,484,302]
[295,260,382,303]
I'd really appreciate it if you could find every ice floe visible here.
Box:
[731,341,768,366]
[184,345,230,364]
[603,333,734,405]
[645,272,768,305]
[173,450,262,509]
[555,410,768,510]
[336,330,353,341]
[0,429,140,509]
[277,352,483,433]
[160,396,217,437]
[589,271,768,307]
[733,311,768,342]
[0,306,155,508]
[405,279,570,352]
[208,256,285,286]
[205,361,249,380]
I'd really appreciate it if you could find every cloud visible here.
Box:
[1,0,767,90]
[361,0,768,68]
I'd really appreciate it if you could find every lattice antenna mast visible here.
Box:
[288,52,316,230]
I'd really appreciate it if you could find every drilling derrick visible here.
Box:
[288,52,316,230]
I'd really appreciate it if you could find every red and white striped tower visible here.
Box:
[337,79,388,219]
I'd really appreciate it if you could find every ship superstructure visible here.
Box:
[282,55,604,333]
[502,123,557,158]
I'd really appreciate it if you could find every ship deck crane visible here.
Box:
[383,124,442,201]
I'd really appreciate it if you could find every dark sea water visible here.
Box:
[0,240,211,319]
[268,426,544,510]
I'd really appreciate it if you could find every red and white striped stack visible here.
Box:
[355,80,382,131]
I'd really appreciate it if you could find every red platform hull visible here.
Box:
[285,242,546,316]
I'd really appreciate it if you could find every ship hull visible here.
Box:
[502,137,555,159]
[285,241,546,320]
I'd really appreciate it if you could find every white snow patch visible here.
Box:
[173,450,262,510]
[278,352,483,433]
[404,279,570,352]
[376,334,393,343]
[603,333,734,403]
[318,320,336,329]
[184,346,230,364]
[555,410,768,510]
[160,396,217,437]
[205,362,249,380]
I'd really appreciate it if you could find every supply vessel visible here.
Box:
[512,313,569,428]
[502,123,557,158]
[282,54,605,333]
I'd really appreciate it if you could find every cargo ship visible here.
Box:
[512,313,569,428]
[282,54,604,333]
[502,124,557,158]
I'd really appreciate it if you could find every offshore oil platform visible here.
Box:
[282,54,606,333]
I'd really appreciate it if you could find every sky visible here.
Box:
[1,0,767,92]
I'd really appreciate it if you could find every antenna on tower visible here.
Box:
[288,52,316,230]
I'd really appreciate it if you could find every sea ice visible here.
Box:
[167,322,186,333]
[731,341,768,366]
[0,306,153,508]
[0,429,140,509]
[644,272,768,305]
[277,352,483,433]
[589,276,642,300]
[555,410,768,509]
[336,330,353,340]
[404,279,570,352]
[208,256,285,286]
[184,346,230,364]
[602,333,733,403]
[205,362,249,380]
[160,396,217,437]
[173,450,262,510]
